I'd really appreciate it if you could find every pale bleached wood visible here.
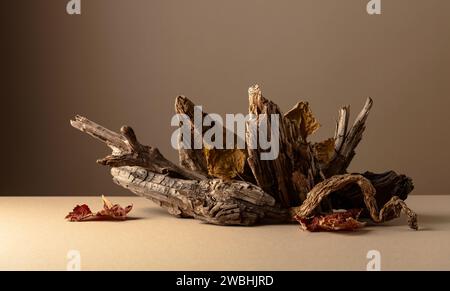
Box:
[324,98,373,176]
[111,166,290,225]
[70,115,205,181]
[333,106,350,155]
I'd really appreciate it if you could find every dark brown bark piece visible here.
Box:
[330,171,414,217]
[291,174,418,230]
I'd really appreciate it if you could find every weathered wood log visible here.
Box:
[112,166,290,225]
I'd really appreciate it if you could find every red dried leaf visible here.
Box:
[96,195,133,220]
[65,204,94,221]
[295,209,366,232]
[65,196,133,222]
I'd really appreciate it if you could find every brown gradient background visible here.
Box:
[2,0,450,195]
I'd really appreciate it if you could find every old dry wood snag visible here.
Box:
[70,85,418,231]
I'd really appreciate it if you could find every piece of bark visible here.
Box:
[324,98,373,176]
[174,96,209,175]
[291,174,418,230]
[330,171,414,217]
[246,85,318,207]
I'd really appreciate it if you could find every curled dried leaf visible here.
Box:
[295,209,366,232]
[65,196,133,222]
[313,138,336,164]
[204,148,246,180]
[97,195,133,220]
[65,204,93,221]
[284,101,320,140]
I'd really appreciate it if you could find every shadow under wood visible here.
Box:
[142,207,177,217]
[142,207,295,227]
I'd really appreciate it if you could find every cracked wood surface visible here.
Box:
[112,166,289,225]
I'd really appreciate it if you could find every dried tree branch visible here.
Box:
[70,115,205,181]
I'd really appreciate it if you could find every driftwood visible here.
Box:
[70,84,417,229]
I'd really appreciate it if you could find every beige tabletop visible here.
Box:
[0,195,449,270]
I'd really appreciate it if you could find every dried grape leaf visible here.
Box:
[294,209,366,232]
[313,138,336,164]
[97,195,133,220]
[204,148,246,180]
[284,101,320,140]
[65,195,133,222]
[65,204,94,221]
